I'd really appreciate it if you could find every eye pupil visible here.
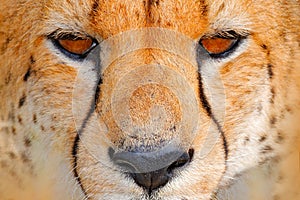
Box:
[58,38,94,55]
[200,37,238,57]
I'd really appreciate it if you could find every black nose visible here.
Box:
[109,147,194,193]
[129,151,192,192]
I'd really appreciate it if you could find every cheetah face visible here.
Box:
[66,27,229,199]
[38,1,287,199]
[42,1,266,197]
[1,0,299,199]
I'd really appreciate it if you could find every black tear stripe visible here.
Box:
[94,78,103,110]
[197,73,229,162]
[72,134,87,197]
[72,77,103,198]
[197,75,212,117]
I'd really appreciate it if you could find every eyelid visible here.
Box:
[203,30,248,40]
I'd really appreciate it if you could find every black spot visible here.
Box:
[52,115,57,120]
[244,136,250,144]
[18,94,26,108]
[30,55,35,64]
[33,114,37,124]
[150,0,159,6]
[24,137,31,147]
[169,125,176,132]
[5,37,11,45]
[91,0,99,13]
[261,145,273,153]
[11,127,16,135]
[40,125,45,131]
[286,105,292,113]
[270,87,275,104]
[23,56,35,82]
[50,126,56,131]
[259,135,267,142]
[201,3,208,16]
[270,116,277,126]
[268,63,274,79]
[261,44,268,50]
[17,115,23,124]
[8,152,16,159]
[23,67,31,81]
[199,0,209,16]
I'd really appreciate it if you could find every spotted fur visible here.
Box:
[0,0,299,199]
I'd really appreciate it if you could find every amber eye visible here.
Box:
[49,33,98,59]
[58,38,94,55]
[200,37,239,58]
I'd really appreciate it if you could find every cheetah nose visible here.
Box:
[128,151,192,193]
[109,147,194,193]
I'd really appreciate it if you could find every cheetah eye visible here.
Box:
[49,33,98,59]
[200,37,240,58]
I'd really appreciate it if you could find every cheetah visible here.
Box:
[0,0,299,199]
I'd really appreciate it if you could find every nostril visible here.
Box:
[167,149,194,172]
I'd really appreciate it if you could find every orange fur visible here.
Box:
[0,0,299,199]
